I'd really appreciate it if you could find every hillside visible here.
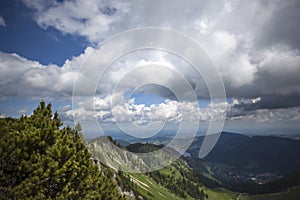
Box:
[240,187,300,200]
[1,102,299,199]
[90,138,239,200]
[114,134,300,198]
[202,132,300,175]
[187,133,300,189]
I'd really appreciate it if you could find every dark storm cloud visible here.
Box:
[254,0,300,50]
[225,42,300,110]
[255,95,300,110]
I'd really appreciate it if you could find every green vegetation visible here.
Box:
[205,188,238,200]
[126,142,208,199]
[129,161,239,200]
[126,142,164,153]
[148,160,207,199]
[240,187,300,200]
[2,102,299,200]
[185,132,300,194]
[130,173,184,200]
[0,102,122,199]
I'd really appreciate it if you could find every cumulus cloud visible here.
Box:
[66,95,227,124]
[1,47,298,126]
[230,48,300,109]
[253,0,300,50]
[0,52,57,98]
[20,0,300,96]
[65,94,300,128]
[0,0,299,126]
[226,97,300,123]
[0,47,93,99]
[0,48,191,100]
[255,48,300,95]
[22,0,130,43]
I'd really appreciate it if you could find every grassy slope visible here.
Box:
[130,173,184,200]
[91,140,300,199]
[205,188,238,200]
[131,164,238,200]
[240,187,300,200]
[131,170,300,200]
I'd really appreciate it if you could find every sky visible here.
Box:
[0,0,300,138]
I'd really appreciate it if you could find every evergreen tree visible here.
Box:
[0,102,123,199]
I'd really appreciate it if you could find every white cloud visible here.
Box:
[213,31,237,53]
[0,0,299,127]
[20,0,300,92]
[231,97,261,106]
[1,44,298,126]
[22,0,130,43]
[0,16,5,27]
[200,30,258,88]
[226,55,258,87]
[0,48,189,100]
[227,97,300,124]
[0,48,92,99]
[257,48,300,94]
[66,94,229,124]
[194,18,211,34]
[65,94,300,127]
[229,106,300,124]
[223,0,234,13]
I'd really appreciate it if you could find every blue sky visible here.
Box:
[0,1,87,66]
[1,0,300,137]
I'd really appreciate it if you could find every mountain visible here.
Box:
[204,132,300,174]
[104,131,300,173]
[110,141,300,199]
[182,132,300,194]
[112,132,300,197]
[186,132,300,175]
[1,102,300,199]
[126,143,208,199]
[118,131,300,192]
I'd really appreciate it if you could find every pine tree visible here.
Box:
[0,102,123,199]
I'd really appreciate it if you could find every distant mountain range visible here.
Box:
[87,131,300,199]
[113,132,300,196]
[183,132,300,194]
[3,103,299,200]
[116,131,300,176]
[188,132,300,175]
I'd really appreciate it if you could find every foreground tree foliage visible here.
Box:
[0,102,122,199]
